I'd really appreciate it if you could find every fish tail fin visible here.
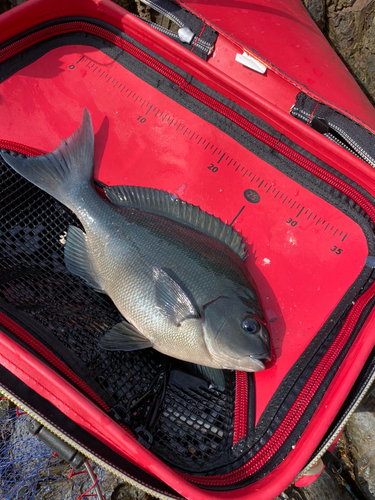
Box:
[0,108,94,206]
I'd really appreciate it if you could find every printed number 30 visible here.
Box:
[330,246,343,255]
[286,218,298,227]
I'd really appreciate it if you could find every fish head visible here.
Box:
[202,295,271,372]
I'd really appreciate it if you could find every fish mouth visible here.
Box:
[249,358,265,370]
[253,350,272,362]
[219,351,271,372]
[242,351,271,371]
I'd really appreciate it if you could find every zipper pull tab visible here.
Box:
[311,117,330,134]
[178,26,195,44]
[235,52,267,74]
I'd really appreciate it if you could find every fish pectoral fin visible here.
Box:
[99,321,152,351]
[64,225,106,293]
[153,267,200,326]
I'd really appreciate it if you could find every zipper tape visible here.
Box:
[233,371,248,445]
[139,0,215,56]
[0,19,375,487]
[291,94,375,169]
[0,331,189,498]
[1,20,375,227]
[182,282,375,485]
[297,345,375,479]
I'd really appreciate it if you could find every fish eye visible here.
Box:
[242,317,260,334]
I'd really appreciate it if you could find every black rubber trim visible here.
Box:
[303,322,375,468]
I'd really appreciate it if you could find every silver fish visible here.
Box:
[1,109,271,374]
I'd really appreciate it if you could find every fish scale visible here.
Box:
[0,109,271,373]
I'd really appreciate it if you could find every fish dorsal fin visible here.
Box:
[103,185,247,260]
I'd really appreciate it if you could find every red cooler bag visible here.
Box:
[1,1,375,499]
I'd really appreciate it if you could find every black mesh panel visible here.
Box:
[0,154,235,473]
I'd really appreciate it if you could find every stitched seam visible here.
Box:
[191,24,205,52]
[307,102,319,125]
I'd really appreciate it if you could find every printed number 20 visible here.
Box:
[208,164,218,173]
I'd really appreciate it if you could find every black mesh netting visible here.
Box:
[0,154,235,473]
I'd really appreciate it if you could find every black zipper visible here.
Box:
[311,116,375,167]
[133,0,216,57]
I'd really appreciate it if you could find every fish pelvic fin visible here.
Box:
[99,321,152,351]
[0,109,94,207]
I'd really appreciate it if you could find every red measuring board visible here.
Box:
[0,46,369,421]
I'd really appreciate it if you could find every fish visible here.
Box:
[1,109,271,378]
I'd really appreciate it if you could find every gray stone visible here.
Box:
[295,469,352,499]
[301,0,375,105]
[91,462,122,500]
[112,482,151,500]
[345,395,375,499]
[302,0,326,29]
[9,0,28,5]
[275,468,352,500]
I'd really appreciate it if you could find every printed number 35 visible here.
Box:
[330,245,343,255]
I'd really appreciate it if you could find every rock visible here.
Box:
[334,431,358,485]
[295,468,352,499]
[302,0,326,29]
[301,0,375,105]
[112,482,152,500]
[345,394,375,499]
[275,468,352,500]
[0,0,27,9]
[326,0,375,105]
[0,1,375,499]
[91,462,122,500]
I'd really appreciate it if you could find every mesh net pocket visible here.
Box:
[0,155,235,473]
